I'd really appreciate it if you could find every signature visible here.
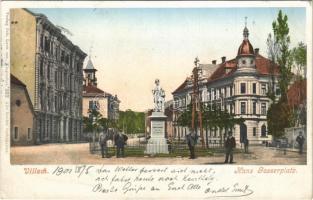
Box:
[204,183,254,198]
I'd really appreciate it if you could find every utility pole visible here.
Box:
[191,57,205,148]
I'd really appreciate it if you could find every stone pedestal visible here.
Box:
[145,112,169,154]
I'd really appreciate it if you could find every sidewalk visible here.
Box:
[10,143,307,165]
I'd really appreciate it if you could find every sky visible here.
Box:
[30,7,306,112]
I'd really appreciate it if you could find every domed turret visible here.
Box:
[236,21,257,74]
[237,26,254,56]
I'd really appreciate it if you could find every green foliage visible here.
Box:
[267,100,294,138]
[271,10,293,102]
[83,109,117,134]
[291,42,307,78]
[117,109,145,134]
[177,103,244,132]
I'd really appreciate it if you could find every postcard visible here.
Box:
[0,1,312,199]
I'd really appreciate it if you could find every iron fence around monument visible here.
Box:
[88,134,228,157]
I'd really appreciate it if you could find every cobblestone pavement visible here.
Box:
[10,143,307,165]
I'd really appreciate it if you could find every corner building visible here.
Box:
[10,9,87,143]
[172,25,280,144]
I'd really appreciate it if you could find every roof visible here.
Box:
[287,79,306,107]
[85,58,97,70]
[172,54,281,94]
[208,54,280,83]
[237,39,254,56]
[83,85,104,94]
[172,79,188,94]
[11,74,26,87]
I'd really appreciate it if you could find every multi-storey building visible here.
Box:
[82,58,120,121]
[11,9,87,143]
[172,25,280,144]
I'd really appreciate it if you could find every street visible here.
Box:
[10,143,306,165]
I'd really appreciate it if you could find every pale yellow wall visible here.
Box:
[11,84,35,145]
[10,9,37,105]
[82,96,108,118]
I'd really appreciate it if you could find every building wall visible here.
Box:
[11,9,86,144]
[10,9,36,105]
[82,96,108,118]
[11,84,35,146]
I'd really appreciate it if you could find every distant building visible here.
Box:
[11,75,35,146]
[10,8,87,143]
[172,25,281,144]
[82,58,120,121]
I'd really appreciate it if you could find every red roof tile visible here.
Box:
[287,79,306,107]
[255,54,280,75]
[83,85,104,94]
[208,54,280,83]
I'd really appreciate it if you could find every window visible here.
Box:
[14,127,19,140]
[15,100,21,107]
[230,86,233,96]
[253,83,256,94]
[253,127,256,136]
[261,103,266,115]
[276,88,281,95]
[61,51,65,62]
[240,83,246,94]
[242,59,246,64]
[241,102,246,114]
[40,59,44,76]
[27,128,32,140]
[253,102,257,115]
[261,84,266,95]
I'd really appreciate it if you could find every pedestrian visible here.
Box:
[296,132,305,154]
[244,138,249,153]
[186,129,198,159]
[114,131,126,158]
[99,130,109,158]
[224,131,236,163]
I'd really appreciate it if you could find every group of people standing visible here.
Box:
[98,130,128,158]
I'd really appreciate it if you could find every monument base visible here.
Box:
[145,111,169,154]
[145,137,169,154]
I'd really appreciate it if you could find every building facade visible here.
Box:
[11,75,35,146]
[82,58,120,121]
[172,25,280,144]
[11,9,87,143]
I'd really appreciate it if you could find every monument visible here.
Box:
[145,79,169,154]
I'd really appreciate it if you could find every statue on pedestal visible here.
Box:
[152,79,165,112]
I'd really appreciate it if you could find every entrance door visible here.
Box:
[261,124,266,137]
[240,123,247,143]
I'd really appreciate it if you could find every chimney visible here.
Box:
[212,60,217,65]
[255,48,259,55]
[221,56,226,63]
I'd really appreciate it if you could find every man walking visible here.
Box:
[99,130,109,158]
[186,129,198,159]
[225,131,236,163]
[296,132,305,154]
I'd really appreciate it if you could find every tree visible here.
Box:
[292,42,307,79]
[117,109,145,134]
[267,99,294,138]
[272,10,293,102]
[266,10,294,138]
[177,102,244,147]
